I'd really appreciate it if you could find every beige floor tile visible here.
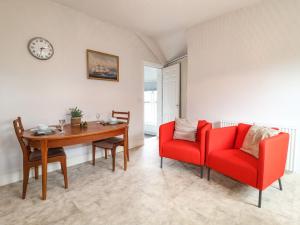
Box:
[0,137,299,225]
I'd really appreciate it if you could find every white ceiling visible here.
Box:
[52,0,261,61]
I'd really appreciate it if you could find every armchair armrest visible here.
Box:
[206,126,237,159]
[198,122,212,164]
[159,121,175,156]
[257,132,289,190]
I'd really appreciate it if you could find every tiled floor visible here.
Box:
[0,137,299,225]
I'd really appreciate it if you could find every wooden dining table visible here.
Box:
[22,121,128,200]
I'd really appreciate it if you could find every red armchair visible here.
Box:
[206,123,289,208]
[159,120,212,178]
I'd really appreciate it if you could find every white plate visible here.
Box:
[108,121,118,125]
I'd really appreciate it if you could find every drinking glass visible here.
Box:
[96,113,101,123]
[59,119,66,133]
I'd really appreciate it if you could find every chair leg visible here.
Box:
[160,157,163,169]
[200,166,204,178]
[278,178,283,191]
[22,165,30,199]
[34,165,39,180]
[207,167,211,181]
[92,144,96,165]
[61,159,68,189]
[112,148,116,172]
[60,162,64,174]
[127,147,130,162]
[105,149,108,159]
[258,190,262,208]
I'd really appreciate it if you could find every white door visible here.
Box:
[162,63,180,123]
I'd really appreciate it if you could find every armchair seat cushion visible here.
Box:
[207,149,258,187]
[162,140,201,165]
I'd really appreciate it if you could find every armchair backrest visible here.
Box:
[234,123,282,150]
[234,123,252,149]
[206,126,237,154]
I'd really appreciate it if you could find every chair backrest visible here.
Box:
[112,111,130,124]
[13,117,29,161]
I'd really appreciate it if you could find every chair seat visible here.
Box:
[29,147,65,162]
[207,149,258,187]
[93,137,124,149]
[162,139,201,165]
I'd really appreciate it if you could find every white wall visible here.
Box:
[187,0,300,171]
[0,0,160,186]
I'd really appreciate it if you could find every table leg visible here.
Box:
[41,140,48,200]
[123,127,128,171]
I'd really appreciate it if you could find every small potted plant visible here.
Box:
[69,107,83,126]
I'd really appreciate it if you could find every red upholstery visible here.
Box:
[258,133,289,190]
[196,120,208,142]
[159,121,175,157]
[162,140,201,165]
[234,123,251,149]
[206,124,289,191]
[207,149,258,187]
[159,120,212,166]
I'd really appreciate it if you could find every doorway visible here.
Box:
[144,66,162,137]
[143,63,181,138]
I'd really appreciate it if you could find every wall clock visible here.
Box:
[28,37,54,60]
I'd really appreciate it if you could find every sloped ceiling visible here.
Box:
[51,0,261,62]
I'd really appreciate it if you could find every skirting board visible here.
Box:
[0,138,144,187]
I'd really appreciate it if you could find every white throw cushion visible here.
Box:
[173,118,197,142]
[241,125,280,158]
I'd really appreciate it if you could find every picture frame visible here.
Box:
[86,49,119,82]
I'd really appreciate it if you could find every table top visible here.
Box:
[22,121,127,141]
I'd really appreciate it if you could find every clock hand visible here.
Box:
[39,47,46,54]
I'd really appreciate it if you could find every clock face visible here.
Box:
[28,37,54,60]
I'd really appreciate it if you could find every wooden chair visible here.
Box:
[92,111,130,171]
[13,117,68,199]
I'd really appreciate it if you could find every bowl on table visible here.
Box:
[108,117,122,125]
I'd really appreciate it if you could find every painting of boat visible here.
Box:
[87,49,119,81]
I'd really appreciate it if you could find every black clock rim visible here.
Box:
[27,37,54,60]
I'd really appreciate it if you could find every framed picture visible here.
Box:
[87,49,119,81]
